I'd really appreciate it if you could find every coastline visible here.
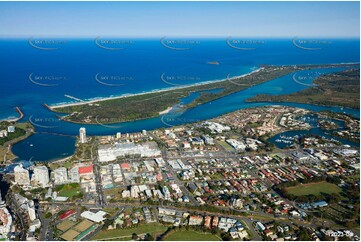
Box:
[1,107,24,123]
[47,62,359,111]
[47,67,264,110]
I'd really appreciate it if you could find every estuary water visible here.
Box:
[0,38,359,161]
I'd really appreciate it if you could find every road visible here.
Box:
[8,193,26,241]
[91,139,106,206]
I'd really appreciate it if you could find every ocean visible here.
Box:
[0,38,359,161]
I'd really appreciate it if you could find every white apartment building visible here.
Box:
[54,167,68,185]
[14,165,30,186]
[79,127,87,143]
[32,166,49,188]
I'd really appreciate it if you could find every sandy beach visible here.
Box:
[48,67,263,110]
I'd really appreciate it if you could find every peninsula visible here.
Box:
[49,63,359,124]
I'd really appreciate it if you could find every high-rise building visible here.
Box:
[53,167,68,185]
[14,165,30,186]
[69,166,80,183]
[32,166,49,188]
[27,200,36,221]
[116,132,121,139]
[79,127,87,143]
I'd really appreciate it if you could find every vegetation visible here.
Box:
[274,176,345,203]
[91,223,168,240]
[52,64,356,124]
[54,183,82,199]
[247,68,360,109]
[285,181,342,197]
[0,122,34,163]
[0,122,29,146]
[162,228,221,241]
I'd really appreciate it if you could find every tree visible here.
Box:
[144,233,154,241]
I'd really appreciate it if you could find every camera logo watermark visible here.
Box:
[95,36,135,51]
[28,37,67,51]
[95,116,123,129]
[160,72,201,86]
[160,37,200,51]
[95,73,134,87]
[28,73,67,87]
[160,110,199,127]
[292,71,321,87]
[292,37,331,51]
[226,37,265,50]
[226,73,242,86]
[28,114,61,129]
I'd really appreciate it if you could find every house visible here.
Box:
[189,215,203,226]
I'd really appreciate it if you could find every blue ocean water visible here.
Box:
[0,38,359,161]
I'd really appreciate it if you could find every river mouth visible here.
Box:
[2,38,359,162]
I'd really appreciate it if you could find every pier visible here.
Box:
[64,94,84,102]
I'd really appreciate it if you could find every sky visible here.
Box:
[0,1,359,38]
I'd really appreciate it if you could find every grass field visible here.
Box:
[163,230,221,241]
[91,223,168,241]
[217,140,234,152]
[56,183,81,198]
[285,181,342,196]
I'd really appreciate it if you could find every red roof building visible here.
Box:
[59,209,76,220]
[121,163,131,170]
[78,165,93,174]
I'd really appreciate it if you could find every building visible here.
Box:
[59,209,76,220]
[0,130,7,138]
[7,126,15,133]
[202,135,214,145]
[79,165,93,175]
[32,166,49,188]
[81,210,106,223]
[98,142,161,162]
[79,127,87,143]
[189,215,203,226]
[27,200,36,221]
[69,166,80,183]
[0,206,12,236]
[116,132,121,139]
[14,165,30,186]
[54,167,68,185]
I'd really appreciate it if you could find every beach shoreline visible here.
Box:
[48,67,263,109]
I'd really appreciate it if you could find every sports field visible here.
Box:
[91,223,168,241]
[285,181,342,196]
[56,183,81,198]
[163,230,221,241]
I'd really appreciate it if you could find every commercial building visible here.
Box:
[80,210,106,223]
[98,142,161,162]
